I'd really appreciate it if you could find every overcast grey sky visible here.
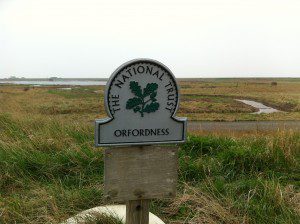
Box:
[0,0,300,78]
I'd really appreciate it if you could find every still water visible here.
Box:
[236,99,280,114]
[0,80,107,86]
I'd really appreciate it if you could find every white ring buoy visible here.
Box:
[62,205,165,224]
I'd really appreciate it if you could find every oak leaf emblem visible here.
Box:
[126,81,159,117]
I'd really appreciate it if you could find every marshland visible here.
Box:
[0,78,299,223]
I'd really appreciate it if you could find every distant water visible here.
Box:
[0,80,107,86]
[236,99,280,114]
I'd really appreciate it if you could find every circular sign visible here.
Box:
[105,59,179,119]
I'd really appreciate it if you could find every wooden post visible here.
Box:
[104,146,177,223]
[126,199,150,224]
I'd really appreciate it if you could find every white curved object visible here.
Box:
[62,205,165,224]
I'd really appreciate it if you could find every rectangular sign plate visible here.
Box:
[104,146,178,202]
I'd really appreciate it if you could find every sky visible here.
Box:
[0,0,300,78]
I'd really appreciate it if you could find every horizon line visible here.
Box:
[1,76,300,80]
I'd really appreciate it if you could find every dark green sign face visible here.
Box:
[95,59,187,146]
[126,81,159,117]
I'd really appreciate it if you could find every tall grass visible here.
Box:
[1,114,299,223]
[0,114,104,223]
[176,134,300,224]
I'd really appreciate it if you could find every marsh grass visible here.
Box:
[176,133,300,224]
[0,113,299,223]
[179,79,300,121]
[179,95,257,114]
[1,79,300,121]
[0,80,300,223]
[0,114,104,223]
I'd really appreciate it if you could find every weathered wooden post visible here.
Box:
[95,59,187,224]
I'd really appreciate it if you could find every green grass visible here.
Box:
[0,114,299,223]
[48,87,101,99]
[176,135,300,223]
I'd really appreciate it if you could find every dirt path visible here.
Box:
[188,121,300,132]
